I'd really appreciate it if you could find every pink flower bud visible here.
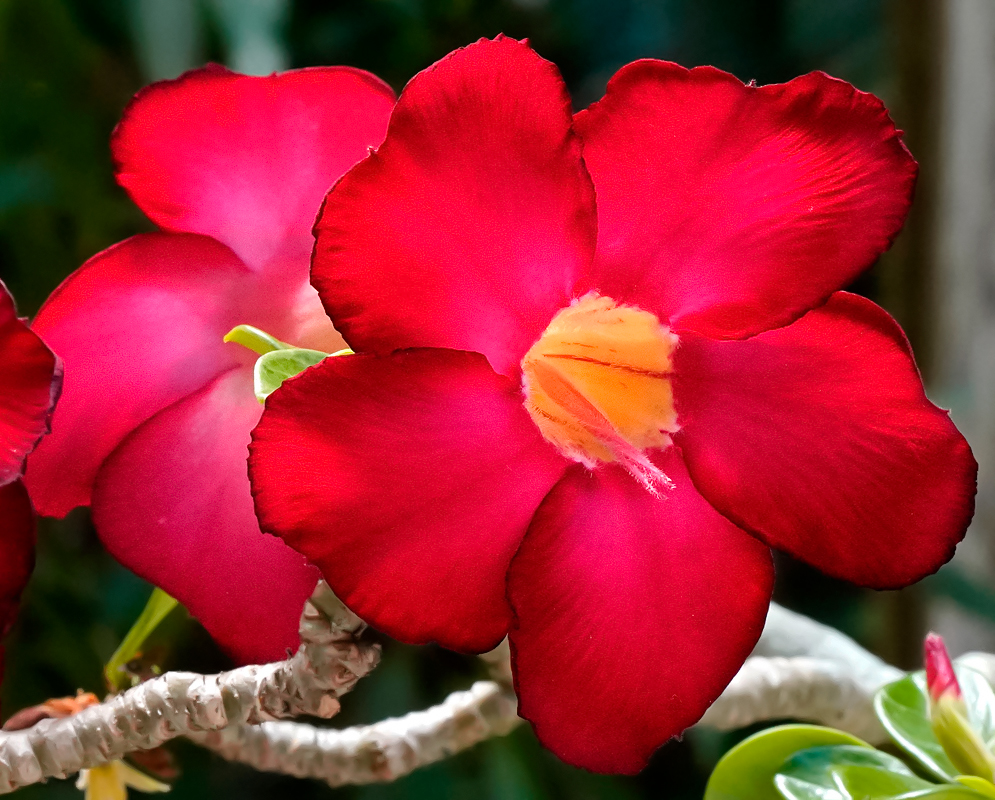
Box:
[923,632,995,781]
[925,632,963,703]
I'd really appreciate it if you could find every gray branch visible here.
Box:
[193,680,520,785]
[0,583,378,793]
[193,603,907,786]
[0,599,948,792]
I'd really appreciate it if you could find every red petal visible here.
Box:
[312,37,596,378]
[508,451,774,774]
[92,369,319,665]
[0,480,37,710]
[113,65,395,270]
[0,282,60,485]
[0,480,35,637]
[575,62,916,338]
[673,292,976,588]
[250,348,568,652]
[26,233,249,517]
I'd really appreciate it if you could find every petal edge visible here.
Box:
[508,452,774,773]
[674,292,976,588]
[250,347,568,652]
[576,61,917,338]
[312,37,596,378]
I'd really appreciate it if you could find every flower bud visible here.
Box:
[925,632,995,781]
[926,632,962,704]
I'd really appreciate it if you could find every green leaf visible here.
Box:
[775,745,987,799]
[704,724,871,800]
[253,347,329,402]
[876,673,958,781]
[223,324,292,355]
[874,666,995,782]
[104,588,179,691]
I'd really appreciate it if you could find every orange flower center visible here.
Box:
[521,293,679,493]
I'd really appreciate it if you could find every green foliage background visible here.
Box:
[0,1,960,798]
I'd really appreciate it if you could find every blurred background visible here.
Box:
[2,0,995,797]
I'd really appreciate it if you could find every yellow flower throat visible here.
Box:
[521,293,679,493]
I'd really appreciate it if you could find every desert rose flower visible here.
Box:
[249,37,977,772]
[0,280,61,704]
[25,65,396,664]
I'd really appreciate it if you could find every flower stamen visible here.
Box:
[522,293,679,493]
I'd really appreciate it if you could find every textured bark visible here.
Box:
[194,605,906,787]
[0,582,378,793]
[193,681,520,785]
[0,599,950,792]
[700,657,889,743]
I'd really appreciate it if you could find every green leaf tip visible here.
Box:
[957,776,995,799]
[223,324,292,355]
[104,588,179,692]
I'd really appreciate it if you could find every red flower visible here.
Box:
[0,280,61,705]
[249,37,977,772]
[25,65,396,664]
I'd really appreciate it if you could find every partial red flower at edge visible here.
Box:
[24,65,396,665]
[249,38,977,773]
[0,280,61,714]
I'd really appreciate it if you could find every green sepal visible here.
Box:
[104,588,179,692]
[874,665,995,782]
[704,724,871,800]
[933,693,995,782]
[253,348,330,402]
[957,776,995,799]
[775,745,987,799]
[223,324,291,355]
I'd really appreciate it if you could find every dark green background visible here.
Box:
[0,1,975,797]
